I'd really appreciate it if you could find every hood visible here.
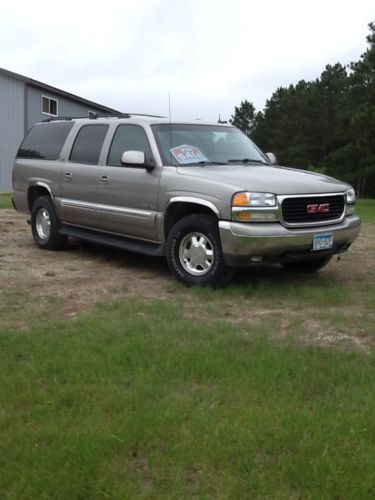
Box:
[176,164,350,195]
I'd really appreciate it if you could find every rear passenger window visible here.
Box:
[70,125,109,164]
[17,122,74,160]
[107,125,152,167]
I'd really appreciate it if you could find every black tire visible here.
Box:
[282,255,332,273]
[166,214,232,286]
[31,196,67,250]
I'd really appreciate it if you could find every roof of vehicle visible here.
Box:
[36,113,233,128]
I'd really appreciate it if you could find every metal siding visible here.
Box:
[0,74,24,191]
[27,86,111,130]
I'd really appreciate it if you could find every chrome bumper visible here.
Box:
[219,215,361,266]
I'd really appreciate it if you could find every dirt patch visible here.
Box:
[0,209,374,352]
[0,210,171,322]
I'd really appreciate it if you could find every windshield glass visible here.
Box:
[151,124,269,166]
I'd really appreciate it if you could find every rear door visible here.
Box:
[59,124,109,227]
[96,124,161,241]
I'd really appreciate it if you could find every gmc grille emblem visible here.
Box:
[306,203,330,214]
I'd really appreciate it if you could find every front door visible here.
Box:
[96,124,161,241]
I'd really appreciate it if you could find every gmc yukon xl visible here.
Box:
[12,114,361,285]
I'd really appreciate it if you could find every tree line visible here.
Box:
[230,22,375,198]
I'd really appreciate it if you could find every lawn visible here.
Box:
[0,196,374,498]
[0,192,12,209]
[0,300,374,499]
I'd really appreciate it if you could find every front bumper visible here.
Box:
[219,215,361,266]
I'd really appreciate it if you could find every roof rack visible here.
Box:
[42,112,166,122]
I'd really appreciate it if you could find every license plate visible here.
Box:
[313,233,333,251]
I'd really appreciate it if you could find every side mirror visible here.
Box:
[121,150,146,165]
[266,152,277,165]
[121,150,155,171]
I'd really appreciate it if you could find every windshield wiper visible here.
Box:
[185,160,228,166]
[228,158,269,165]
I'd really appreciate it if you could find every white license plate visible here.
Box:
[313,233,333,251]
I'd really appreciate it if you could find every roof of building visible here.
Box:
[0,67,121,114]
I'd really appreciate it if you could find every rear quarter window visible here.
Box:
[17,122,74,160]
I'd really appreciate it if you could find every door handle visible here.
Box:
[64,172,72,180]
[100,175,109,183]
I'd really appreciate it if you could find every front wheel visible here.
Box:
[166,215,232,286]
[282,255,332,273]
[31,196,67,250]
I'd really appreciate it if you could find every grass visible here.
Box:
[0,194,374,497]
[356,198,375,223]
[0,300,374,499]
[0,192,12,209]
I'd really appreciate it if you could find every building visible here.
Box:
[0,67,121,192]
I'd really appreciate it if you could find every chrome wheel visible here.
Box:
[179,232,215,276]
[35,208,51,240]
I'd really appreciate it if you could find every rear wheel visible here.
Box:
[166,214,233,286]
[282,255,332,273]
[31,196,67,250]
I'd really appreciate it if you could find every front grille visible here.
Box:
[282,195,345,224]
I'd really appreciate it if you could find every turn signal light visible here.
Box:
[236,211,251,221]
[232,193,248,206]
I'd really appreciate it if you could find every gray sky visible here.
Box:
[0,0,374,121]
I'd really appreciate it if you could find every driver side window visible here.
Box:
[107,125,153,167]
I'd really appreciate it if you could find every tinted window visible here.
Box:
[107,125,152,167]
[70,125,109,164]
[17,122,74,160]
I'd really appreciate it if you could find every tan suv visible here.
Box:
[12,114,361,285]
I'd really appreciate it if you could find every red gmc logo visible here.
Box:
[306,203,330,214]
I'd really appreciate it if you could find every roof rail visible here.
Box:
[125,112,166,118]
[42,112,166,123]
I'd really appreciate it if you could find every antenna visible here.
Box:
[168,93,172,161]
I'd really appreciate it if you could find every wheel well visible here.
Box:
[164,202,218,239]
[28,186,51,212]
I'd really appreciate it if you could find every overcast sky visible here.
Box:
[0,0,374,121]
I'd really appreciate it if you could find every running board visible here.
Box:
[59,225,166,257]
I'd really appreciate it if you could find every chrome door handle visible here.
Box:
[100,175,109,183]
[64,172,72,179]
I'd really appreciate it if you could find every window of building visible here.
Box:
[17,122,74,160]
[41,95,58,116]
[69,125,109,164]
[107,125,153,167]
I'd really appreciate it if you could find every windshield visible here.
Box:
[151,124,269,167]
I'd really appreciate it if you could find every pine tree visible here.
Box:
[229,100,256,136]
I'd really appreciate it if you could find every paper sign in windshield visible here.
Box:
[170,145,208,164]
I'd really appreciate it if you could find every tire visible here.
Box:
[166,214,232,286]
[282,255,332,273]
[31,196,67,250]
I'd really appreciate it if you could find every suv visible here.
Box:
[12,114,361,285]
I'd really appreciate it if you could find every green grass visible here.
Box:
[0,193,374,497]
[0,299,374,499]
[356,199,375,223]
[0,192,12,209]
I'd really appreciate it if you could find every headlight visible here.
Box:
[232,192,276,207]
[232,192,278,222]
[346,188,356,204]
